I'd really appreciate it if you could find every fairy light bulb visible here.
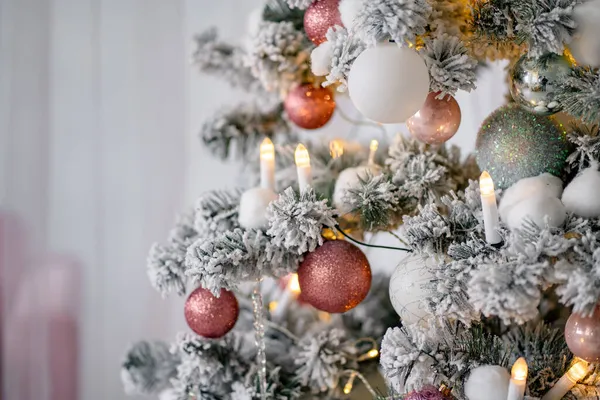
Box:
[480,171,502,245]
[368,140,379,166]
[272,273,301,322]
[329,139,344,159]
[343,372,357,394]
[507,357,528,400]
[288,273,300,294]
[480,171,495,196]
[542,359,590,400]
[512,357,528,381]
[295,144,312,191]
[566,360,589,382]
[260,137,276,190]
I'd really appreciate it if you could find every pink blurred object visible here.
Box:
[5,253,80,400]
[407,92,462,145]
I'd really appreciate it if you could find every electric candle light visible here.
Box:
[541,359,590,400]
[295,144,312,192]
[368,139,379,166]
[272,274,301,322]
[480,171,502,245]
[507,357,528,400]
[329,139,344,159]
[260,138,276,190]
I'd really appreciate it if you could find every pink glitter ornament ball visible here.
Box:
[184,287,239,339]
[565,305,600,362]
[284,84,336,130]
[407,92,462,145]
[304,0,343,45]
[405,385,448,400]
[297,240,371,313]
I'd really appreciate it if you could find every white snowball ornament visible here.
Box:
[389,253,436,326]
[499,173,563,222]
[311,41,334,76]
[338,0,365,29]
[238,187,279,230]
[348,44,430,124]
[562,164,600,218]
[505,196,567,230]
[464,365,510,400]
[333,165,381,214]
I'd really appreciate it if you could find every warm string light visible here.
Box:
[507,357,528,400]
[329,139,344,159]
[272,274,301,322]
[260,137,276,190]
[368,139,379,166]
[343,371,357,394]
[295,143,310,167]
[541,359,590,400]
[295,143,312,192]
[479,171,502,245]
[479,171,495,196]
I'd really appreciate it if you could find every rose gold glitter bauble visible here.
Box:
[284,84,336,130]
[407,92,462,145]
[565,305,600,362]
[297,240,371,313]
[184,287,239,339]
[304,0,343,45]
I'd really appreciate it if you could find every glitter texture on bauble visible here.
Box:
[475,103,570,189]
[304,0,343,45]
[184,287,239,339]
[284,84,336,130]
[297,240,371,313]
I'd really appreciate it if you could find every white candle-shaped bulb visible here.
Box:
[272,273,301,322]
[368,140,379,166]
[507,357,528,400]
[480,171,502,244]
[260,138,276,190]
[541,359,589,400]
[295,143,312,192]
[329,139,344,159]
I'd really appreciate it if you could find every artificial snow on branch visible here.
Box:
[420,34,477,97]
[266,187,338,255]
[200,102,292,161]
[352,0,431,47]
[323,26,366,91]
[556,67,600,125]
[344,173,400,231]
[121,341,179,396]
[195,188,244,237]
[566,123,600,172]
[282,0,313,9]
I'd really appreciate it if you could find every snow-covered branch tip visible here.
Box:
[324,26,366,92]
[556,67,600,125]
[121,341,179,396]
[195,188,244,237]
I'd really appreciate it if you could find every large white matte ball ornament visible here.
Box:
[339,0,365,29]
[238,187,279,230]
[311,41,334,77]
[562,165,600,218]
[389,253,436,326]
[464,365,510,400]
[506,196,567,230]
[499,173,563,222]
[333,165,381,214]
[348,44,430,124]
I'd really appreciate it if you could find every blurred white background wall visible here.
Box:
[1,1,506,399]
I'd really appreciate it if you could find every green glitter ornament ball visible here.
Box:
[476,103,569,189]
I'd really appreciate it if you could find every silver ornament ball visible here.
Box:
[509,53,572,116]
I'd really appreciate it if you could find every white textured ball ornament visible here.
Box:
[238,187,279,230]
[562,165,600,218]
[389,253,436,326]
[499,173,563,222]
[333,165,382,214]
[338,0,365,29]
[348,44,430,124]
[464,365,510,400]
[311,41,334,76]
[505,196,567,230]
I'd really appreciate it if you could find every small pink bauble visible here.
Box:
[184,287,239,339]
[284,84,336,130]
[405,385,448,400]
[297,240,371,313]
[565,305,600,362]
[304,0,343,45]
[407,92,462,145]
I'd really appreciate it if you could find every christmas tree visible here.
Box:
[121,0,600,399]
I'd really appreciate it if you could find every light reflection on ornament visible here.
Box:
[565,305,600,362]
[285,84,336,130]
[407,92,461,144]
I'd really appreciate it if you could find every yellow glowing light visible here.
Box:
[260,137,275,161]
[343,372,357,394]
[511,357,528,381]
[329,139,344,159]
[479,171,495,196]
[295,144,310,168]
[367,349,379,358]
[269,301,278,312]
[288,273,301,294]
[317,311,331,322]
[370,139,379,154]
[566,359,589,382]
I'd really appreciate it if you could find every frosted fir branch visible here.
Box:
[352,0,431,47]
[344,173,401,231]
[200,102,292,162]
[556,67,600,125]
[514,0,578,57]
[323,26,366,92]
[420,34,477,97]
[148,211,199,297]
[232,366,303,400]
[266,187,338,255]
[428,0,471,36]
[295,328,358,393]
[282,0,313,9]
[121,341,179,396]
[192,28,261,92]
[195,189,244,237]
[566,123,600,172]
[403,204,451,255]
[244,21,312,93]
[263,0,306,30]
[471,0,516,43]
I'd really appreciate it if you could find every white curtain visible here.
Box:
[0,1,506,399]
